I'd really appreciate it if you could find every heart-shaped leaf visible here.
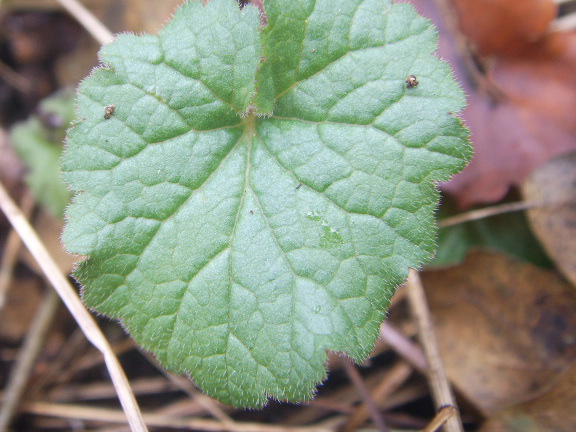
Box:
[62,0,471,407]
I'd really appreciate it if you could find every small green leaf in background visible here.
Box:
[62,0,471,407]
[12,91,74,218]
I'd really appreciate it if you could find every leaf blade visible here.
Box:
[62,0,471,408]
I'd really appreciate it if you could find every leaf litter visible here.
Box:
[410,0,576,207]
[523,150,576,287]
[1,0,576,430]
[418,250,576,415]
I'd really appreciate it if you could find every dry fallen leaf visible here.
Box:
[480,361,576,432]
[450,0,557,57]
[523,151,576,288]
[409,0,576,207]
[421,250,576,415]
[445,31,576,207]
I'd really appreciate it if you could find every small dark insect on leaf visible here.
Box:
[295,183,302,190]
[405,75,419,88]
[104,105,115,119]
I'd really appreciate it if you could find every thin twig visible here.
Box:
[28,328,88,395]
[438,199,575,228]
[0,191,34,312]
[342,361,412,432]
[48,377,177,402]
[379,322,427,373]
[49,337,134,387]
[342,358,388,432]
[0,181,148,432]
[405,270,463,432]
[422,405,458,432]
[54,0,114,45]
[143,352,235,428]
[0,289,59,431]
[22,402,339,432]
[438,201,536,228]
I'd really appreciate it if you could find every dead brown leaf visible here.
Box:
[523,150,576,288]
[421,250,576,415]
[444,33,576,207]
[480,361,576,432]
[409,0,576,207]
[450,0,557,57]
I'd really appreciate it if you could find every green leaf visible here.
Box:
[62,0,471,407]
[12,91,75,218]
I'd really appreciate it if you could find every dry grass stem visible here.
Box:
[143,352,235,427]
[54,0,114,45]
[342,361,412,432]
[406,270,463,432]
[439,197,576,228]
[422,405,459,432]
[48,377,179,402]
[438,201,536,228]
[379,322,427,373]
[0,181,148,432]
[342,358,388,432]
[28,328,88,394]
[0,289,59,431]
[0,191,34,311]
[22,402,342,432]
